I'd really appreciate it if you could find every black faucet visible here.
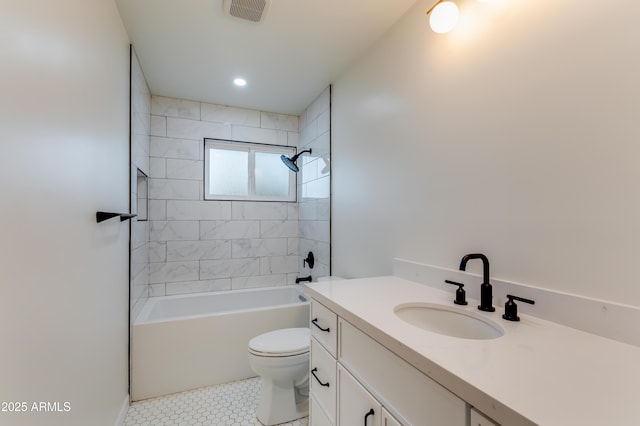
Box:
[295,276,312,284]
[459,253,495,312]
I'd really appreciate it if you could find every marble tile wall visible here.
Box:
[298,87,331,280]
[130,48,151,320]
[148,95,300,296]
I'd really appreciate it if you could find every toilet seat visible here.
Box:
[248,328,310,357]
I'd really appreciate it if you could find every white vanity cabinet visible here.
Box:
[309,299,468,426]
[310,396,333,426]
[309,300,338,424]
[470,408,499,426]
[382,408,403,426]
[339,318,467,425]
[336,367,404,426]
[310,299,338,356]
[338,364,381,425]
[310,338,336,421]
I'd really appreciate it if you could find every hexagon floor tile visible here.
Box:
[124,377,309,426]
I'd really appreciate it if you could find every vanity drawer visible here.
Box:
[310,337,337,422]
[311,395,334,426]
[311,300,338,357]
[339,318,466,426]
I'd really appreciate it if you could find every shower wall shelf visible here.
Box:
[96,211,137,223]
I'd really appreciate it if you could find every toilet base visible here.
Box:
[255,378,309,426]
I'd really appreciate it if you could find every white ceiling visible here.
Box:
[115,0,418,115]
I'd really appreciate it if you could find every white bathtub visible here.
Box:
[131,286,310,401]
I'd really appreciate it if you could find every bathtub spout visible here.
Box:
[295,276,312,284]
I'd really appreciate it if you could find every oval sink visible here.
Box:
[394,303,504,340]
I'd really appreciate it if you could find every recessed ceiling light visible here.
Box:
[234,78,247,87]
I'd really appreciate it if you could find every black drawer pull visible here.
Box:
[311,368,330,387]
[364,408,374,425]
[311,318,330,332]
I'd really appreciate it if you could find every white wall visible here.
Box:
[0,1,131,425]
[130,48,151,320]
[298,87,332,280]
[332,0,640,307]
[147,96,300,296]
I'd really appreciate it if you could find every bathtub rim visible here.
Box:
[134,284,309,326]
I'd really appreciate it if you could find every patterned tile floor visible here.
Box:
[124,377,309,426]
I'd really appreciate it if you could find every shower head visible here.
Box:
[280,155,299,172]
[280,149,312,173]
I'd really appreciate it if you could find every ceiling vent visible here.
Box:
[223,0,271,23]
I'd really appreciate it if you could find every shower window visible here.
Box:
[204,139,296,202]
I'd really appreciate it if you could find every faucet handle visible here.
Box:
[444,280,468,305]
[303,251,315,269]
[502,294,535,322]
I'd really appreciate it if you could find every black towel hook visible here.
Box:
[96,211,137,223]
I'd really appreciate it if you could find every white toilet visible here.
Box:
[248,327,310,426]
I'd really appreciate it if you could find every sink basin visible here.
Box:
[394,303,504,340]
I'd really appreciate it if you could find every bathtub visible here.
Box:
[131,285,310,401]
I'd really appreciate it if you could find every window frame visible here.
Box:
[204,138,297,202]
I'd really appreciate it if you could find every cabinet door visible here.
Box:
[338,365,381,426]
[339,319,466,425]
[382,407,402,426]
[470,408,499,426]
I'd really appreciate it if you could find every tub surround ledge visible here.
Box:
[305,277,640,426]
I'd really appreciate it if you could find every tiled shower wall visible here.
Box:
[299,87,331,280]
[148,96,301,296]
[130,49,151,320]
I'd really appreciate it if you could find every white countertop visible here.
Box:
[305,276,640,426]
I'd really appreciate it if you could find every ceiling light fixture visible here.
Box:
[426,1,460,34]
[234,78,247,87]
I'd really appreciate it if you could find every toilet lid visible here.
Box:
[248,328,310,356]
